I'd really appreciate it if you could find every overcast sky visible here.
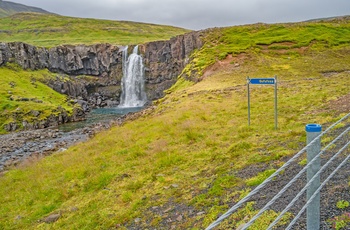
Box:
[8,0,350,30]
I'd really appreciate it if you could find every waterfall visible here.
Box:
[119,45,147,108]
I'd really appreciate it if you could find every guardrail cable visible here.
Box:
[268,140,350,230]
[285,141,350,230]
[206,113,349,230]
[241,127,350,230]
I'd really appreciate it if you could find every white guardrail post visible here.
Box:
[305,124,322,230]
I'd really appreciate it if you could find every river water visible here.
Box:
[58,106,144,132]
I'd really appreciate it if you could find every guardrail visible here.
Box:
[206,113,350,229]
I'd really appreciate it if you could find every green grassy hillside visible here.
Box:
[0,1,51,18]
[182,16,350,80]
[0,19,350,229]
[0,13,190,47]
[0,63,74,133]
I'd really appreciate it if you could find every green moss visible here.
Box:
[337,200,350,209]
[246,169,277,186]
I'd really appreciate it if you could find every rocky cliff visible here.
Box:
[0,31,203,106]
[0,42,121,75]
[141,31,203,99]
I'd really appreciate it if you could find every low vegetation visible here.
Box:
[182,16,350,80]
[0,63,73,134]
[0,13,190,47]
[0,17,349,229]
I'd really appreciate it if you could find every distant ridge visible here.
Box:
[304,15,350,22]
[0,0,53,17]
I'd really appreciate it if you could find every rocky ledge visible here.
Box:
[3,106,85,132]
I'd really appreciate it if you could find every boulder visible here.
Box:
[42,213,60,223]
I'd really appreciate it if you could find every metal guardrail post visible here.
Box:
[247,76,251,126]
[305,124,322,230]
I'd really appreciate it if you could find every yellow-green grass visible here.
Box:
[0,13,190,47]
[0,41,349,229]
[182,18,350,79]
[0,63,73,133]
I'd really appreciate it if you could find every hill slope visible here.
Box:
[0,0,52,17]
[0,13,191,47]
[0,19,350,229]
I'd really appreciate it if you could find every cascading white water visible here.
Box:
[119,45,147,107]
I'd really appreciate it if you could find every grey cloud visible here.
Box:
[7,0,350,30]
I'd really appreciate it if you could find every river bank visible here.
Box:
[0,120,118,173]
[0,105,154,173]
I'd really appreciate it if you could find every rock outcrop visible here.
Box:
[0,42,122,76]
[142,31,203,99]
[3,106,85,132]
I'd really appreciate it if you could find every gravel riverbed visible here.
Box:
[0,121,121,172]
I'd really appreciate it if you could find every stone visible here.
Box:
[4,122,17,132]
[164,207,173,213]
[22,120,28,129]
[31,110,40,117]
[134,218,141,223]
[70,206,79,212]
[42,213,60,223]
[176,215,183,221]
[106,100,118,107]
[96,98,102,105]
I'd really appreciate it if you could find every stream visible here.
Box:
[0,107,144,172]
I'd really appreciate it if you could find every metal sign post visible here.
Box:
[247,76,278,129]
[305,124,322,230]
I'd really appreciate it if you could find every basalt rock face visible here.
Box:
[142,31,203,100]
[0,42,124,108]
[0,42,122,76]
[1,42,49,69]
[48,44,121,76]
[0,31,203,103]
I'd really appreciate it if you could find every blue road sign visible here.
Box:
[247,76,278,129]
[249,78,275,85]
